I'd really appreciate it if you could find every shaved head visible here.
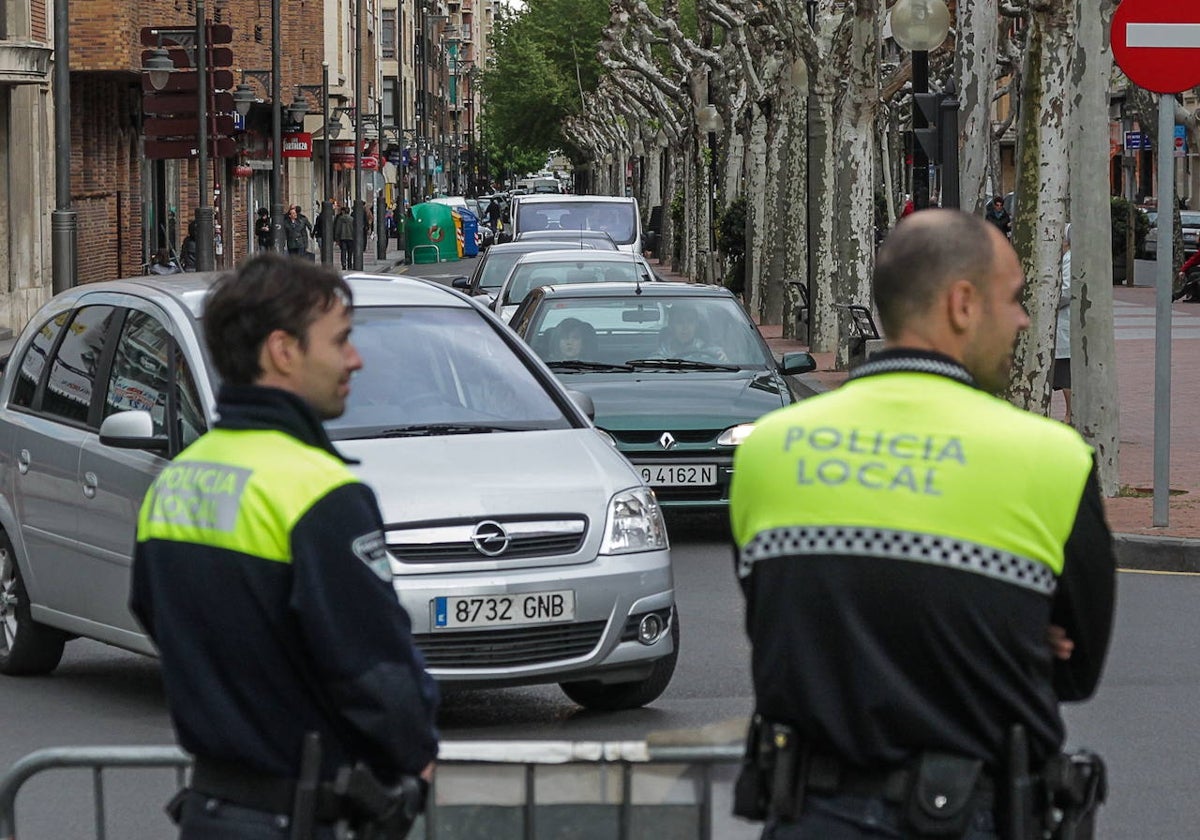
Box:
[873,210,999,338]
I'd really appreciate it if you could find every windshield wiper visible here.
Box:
[624,358,739,371]
[546,360,634,372]
[377,424,526,437]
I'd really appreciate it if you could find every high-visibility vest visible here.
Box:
[730,370,1093,590]
[137,428,357,562]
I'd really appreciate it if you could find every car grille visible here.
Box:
[389,518,587,563]
[415,620,607,667]
[651,485,728,502]
[609,429,718,445]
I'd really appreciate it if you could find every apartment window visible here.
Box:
[383,78,398,126]
[382,9,396,59]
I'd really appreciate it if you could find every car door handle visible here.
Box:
[82,471,98,499]
[16,449,29,475]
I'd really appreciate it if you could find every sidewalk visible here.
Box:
[649,260,1200,561]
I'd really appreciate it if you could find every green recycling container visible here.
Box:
[405,203,460,264]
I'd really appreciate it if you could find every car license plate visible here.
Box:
[638,463,717,486]
[433,590,575,629]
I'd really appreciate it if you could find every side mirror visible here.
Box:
[779,351,817,376]
[565,389,595,420]
[451,276,470,289]
[99,410,170,452]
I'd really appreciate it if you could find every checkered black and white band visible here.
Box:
[736,525,1057,596]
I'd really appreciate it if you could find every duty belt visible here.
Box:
[190,757,345,822]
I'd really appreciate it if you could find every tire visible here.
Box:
[0,533,67,676]
[560,611,679,711]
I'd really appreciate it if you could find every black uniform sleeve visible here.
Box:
[289,482,439,779]
[1050,466,1117,702]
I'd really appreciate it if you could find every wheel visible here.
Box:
[560,611,679,711]
[0,533,67,676]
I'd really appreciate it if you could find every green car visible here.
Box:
[510,282,816,509]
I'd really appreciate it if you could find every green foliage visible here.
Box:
[481,0,610,166]
[1110,196,1148,256]
[715,196,747,294]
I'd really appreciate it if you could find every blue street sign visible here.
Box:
[1125,130,1151,151]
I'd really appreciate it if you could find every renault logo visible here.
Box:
[471,520,511,557]
[658,432,676,450]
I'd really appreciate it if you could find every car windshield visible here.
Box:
[516,202,636,245]
[328,306,573,439]
[476,247,594,291]
[524,296,771,370]
[1182,212,1200,228]
[502,260,645,307]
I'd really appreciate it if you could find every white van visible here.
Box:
[510,195,643,256]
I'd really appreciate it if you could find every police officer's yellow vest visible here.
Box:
[730,370,1093,591]
[137,429,358,562]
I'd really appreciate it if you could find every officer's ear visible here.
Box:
[946,278,978,333]
[261,328,302,377]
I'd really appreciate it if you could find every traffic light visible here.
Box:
[910,87,960,208]
[913,92,942,163]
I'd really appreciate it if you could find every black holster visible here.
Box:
[1043,750,1107,840]
[733,716,804,821]
[332,763,426,840]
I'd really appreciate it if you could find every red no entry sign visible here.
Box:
[1112,0,1200,94]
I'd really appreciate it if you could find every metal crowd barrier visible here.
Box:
[0,739,745,839]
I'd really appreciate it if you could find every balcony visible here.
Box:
[0,42,51,84]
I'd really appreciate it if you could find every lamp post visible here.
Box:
[290,71,333,264]
[697,103,724,285]
[233,68,284,250]
[891,0,951,211]
[52,0,75,291]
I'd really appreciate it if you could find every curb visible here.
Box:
[1114,533,1200,573]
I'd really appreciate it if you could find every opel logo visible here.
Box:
[471,520,511,557]
[658,432,676,450]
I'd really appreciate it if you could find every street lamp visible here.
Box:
[234,68,284,249]
[891,0,951,210]
[697,104,724,283]
[144,47,174,91]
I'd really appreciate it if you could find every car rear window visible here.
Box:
[516,202,636,245]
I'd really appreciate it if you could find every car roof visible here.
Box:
[514,195,634,205]
[55,271,471,319]
[532,281,731,299]
[483,241,602,256]
[511,251,647,266]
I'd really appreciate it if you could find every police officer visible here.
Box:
[730,210,1116,838]
[131,255,438,838]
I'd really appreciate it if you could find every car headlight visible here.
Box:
[600,487,668,554]
[717,423,756,446]
[596,428,617,446]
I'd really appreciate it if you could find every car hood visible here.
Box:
[559,369,790,431]
[337,428,638,522]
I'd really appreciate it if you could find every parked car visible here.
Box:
[1142,210,1200,259]
[515,230,619,251]
[427,196,490,250]
[509,282,816,509]
[0,272,678,710]
[450,240,613,306]
[493,250,662,322]
[509,195,642,255]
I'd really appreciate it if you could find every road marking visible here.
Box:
[1120,569,1200,577]
[1113,301,1200,340]
[1127,24,1200,50]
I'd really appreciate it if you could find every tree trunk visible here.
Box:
[662,150,680,272]
[781,79,810,338]
[830,0,880,368]
[763,101,791,324]
[1008,1,1072,413]
[807,81,837,353]
[746,105,770,317]
[956,0,999,213]
[1069,0,1119,494]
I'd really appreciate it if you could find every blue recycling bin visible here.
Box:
[457,208,480,258]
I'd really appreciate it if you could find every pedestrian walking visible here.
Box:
[730,209,1116,839]
[255,207,273,252]
[985,195,1012,237]
[1055,223,1072,424]
[334,205,355,270]
[179,221,198,271]
[283,205,314,260]
[131,255,439,839]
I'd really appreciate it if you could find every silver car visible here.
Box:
[0,272,677,710]
[493,250,662,322]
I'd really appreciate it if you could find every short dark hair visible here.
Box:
[873,210,997,338]
[203,254,353,386]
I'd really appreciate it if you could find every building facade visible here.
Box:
[0,0,54,332]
